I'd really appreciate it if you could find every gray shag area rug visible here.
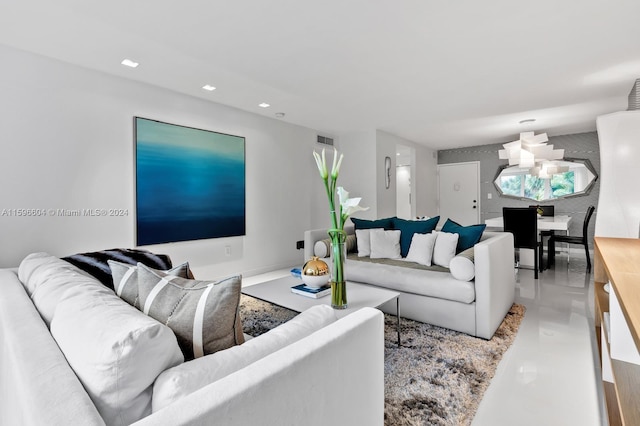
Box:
[239,296,525,426]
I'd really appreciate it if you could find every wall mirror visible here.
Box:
[493,158,598,202]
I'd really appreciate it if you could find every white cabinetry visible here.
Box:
[594,237,640,426]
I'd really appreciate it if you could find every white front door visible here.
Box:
[437,162,480,225]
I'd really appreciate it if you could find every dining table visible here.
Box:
[484,215,571,231]
[484,214,571,269]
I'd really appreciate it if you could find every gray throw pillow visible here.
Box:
[136,263,244,360]
[108,260,194,308]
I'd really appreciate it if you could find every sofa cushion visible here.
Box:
[391,216,440,257]
[346,258,475,303]
[351,216,395,230]
[61,248,173,290]
[50,282,184,426]
[108,260,193,308]
[18,252,106,325]
[137,264,244,360]
[152,304,338,412]
[369,229,401,259]
[441,218,486,253]
[449,247,476,281]
[432,231,459,268]
[313,234,357,258]
[405,232,438,266]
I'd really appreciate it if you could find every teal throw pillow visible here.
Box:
[391,216,440,258]
[351,217,395,230]
[441,218,486,253]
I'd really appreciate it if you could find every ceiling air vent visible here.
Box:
[317,135,334,146]
[629,78,640,111]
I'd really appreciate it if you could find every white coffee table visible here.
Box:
[242,275,401,346]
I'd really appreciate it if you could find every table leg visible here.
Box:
[396,297,401,347]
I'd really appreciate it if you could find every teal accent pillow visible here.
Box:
[391,216,440,257]
[351,217,395,230]
[441,218,486,253]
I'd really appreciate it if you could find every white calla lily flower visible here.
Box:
[331,148,344,179]
[312,148,368,308]
[313,149,328,179]
[337,187,369,223]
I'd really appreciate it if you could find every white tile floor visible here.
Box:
[245,250,605,426]
[472,251,605,426]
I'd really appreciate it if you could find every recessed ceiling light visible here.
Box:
[518,118,536,124]
[202,85,216,91]
[396,153,401,156]
[259,103,270,108]
[121,59,139,68]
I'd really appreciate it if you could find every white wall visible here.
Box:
[327,130,438,223]
[375,131,398,219]
[414,147,438,218]
[333,130,379,220]
[0,45,317,277]
[595,111,640,238]
[377,130,438,219]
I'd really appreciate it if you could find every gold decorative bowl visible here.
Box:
[301,256,330,288]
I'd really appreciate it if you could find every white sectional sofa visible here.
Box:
[0,254,384,426]
[304,225,515,339]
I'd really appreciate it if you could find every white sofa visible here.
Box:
[0,259,384,426]
[304,226,515,339]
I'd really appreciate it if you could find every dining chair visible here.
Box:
[547,205,595,272]
[503,207,543,279]
[530,205,555,269]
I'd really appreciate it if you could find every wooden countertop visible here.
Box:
[595,237,640,360]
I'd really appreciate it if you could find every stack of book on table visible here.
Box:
[290,283,331,299]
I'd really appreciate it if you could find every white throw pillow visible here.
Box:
[356,228,380,257]
[449,248,476,281]
[50,283,184,426]
[405,232,438,266]
[369,229,402,259]
[152,304,338,412]
[432,231,459,268]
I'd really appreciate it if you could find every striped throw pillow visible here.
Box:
[313,234,358,258]
[108,260,194,308]
[136,263,244,360]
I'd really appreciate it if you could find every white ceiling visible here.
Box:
[2,0,639,149]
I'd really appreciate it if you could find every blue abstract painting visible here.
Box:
[135,117,245,246]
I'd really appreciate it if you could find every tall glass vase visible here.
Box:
[328,229,347,309]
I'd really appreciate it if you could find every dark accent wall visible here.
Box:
[438,132,600,248]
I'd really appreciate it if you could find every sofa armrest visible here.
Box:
[303,225,355,260]
[473,232,516,339]
[0,269,105,426]
[136,307,384,426]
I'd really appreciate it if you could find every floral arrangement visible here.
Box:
[313,148,368,308]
